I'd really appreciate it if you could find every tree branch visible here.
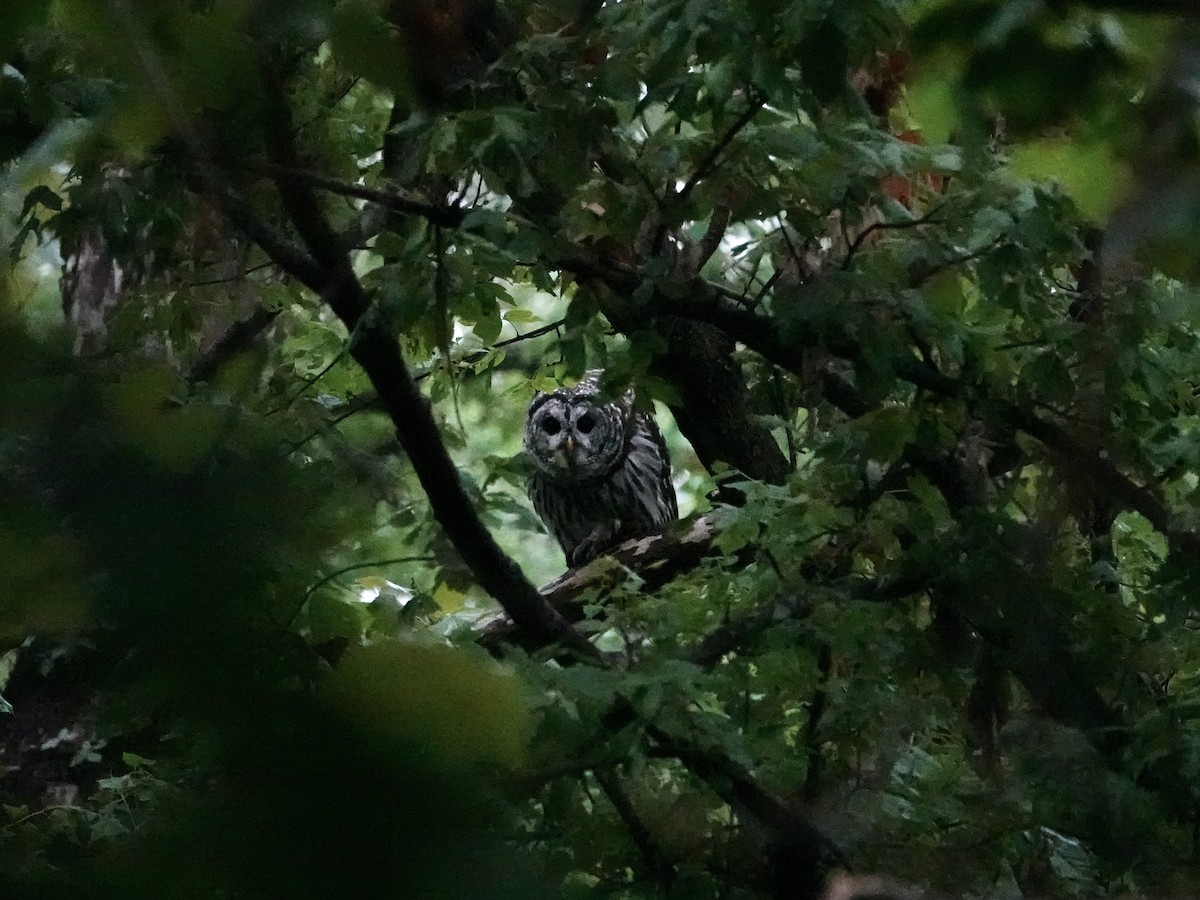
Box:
[188,307,279,383]
[684,204,732,277]
[676,96,763,208]
[840,205,945,270]
[239,71,593,656]
[648,722,849,900]
[593,768,678,889]
[556,248,1200,557]
[248,161,467,229]
[475,516,719,649]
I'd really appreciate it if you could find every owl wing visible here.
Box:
[526,472,593,562]
[616,411,678,530]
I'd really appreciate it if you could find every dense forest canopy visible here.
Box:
[3,0,1200,897]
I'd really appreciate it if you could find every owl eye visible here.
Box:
[576,413,596,434]
[540,416,561,435]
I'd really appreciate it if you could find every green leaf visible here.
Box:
[857,405,913,462]
[331,0,412,96]
[503,307,540,324]
[19,185,63,219]
[1024,349,1074,402]
[712,506,762,554]
[906,61,959,144]
[307,593,368,645]
[967,205,1012,250]
[473,307,503,345]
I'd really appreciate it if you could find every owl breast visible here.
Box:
[524,371,679,567]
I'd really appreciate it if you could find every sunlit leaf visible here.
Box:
[1010,138,1130,222]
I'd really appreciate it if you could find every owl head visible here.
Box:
[523,370,631,483]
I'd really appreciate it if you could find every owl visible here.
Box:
[524,370,678,568]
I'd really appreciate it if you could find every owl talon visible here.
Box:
[568,519,622,568]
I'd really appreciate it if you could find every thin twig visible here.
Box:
[297,76,361,135]
[268,342,353,415]
[776,217,805,270]
[803,644,832,803]
[841,204,946,270]
[244,162,466,228]
[676,95,763,207]
[284,318,567,455]
[284,396,381,456]
[187,261,275,287]
[751,268,784,309]
[302,555,437,605]
[2,804,102,832]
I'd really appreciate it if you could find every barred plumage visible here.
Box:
[523,370,678,567]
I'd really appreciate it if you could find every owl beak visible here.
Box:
[565,436,576,454]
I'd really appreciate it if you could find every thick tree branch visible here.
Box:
[212,183,325,287]
[653,318,793,485]
[236,75,592,656]
[688,204,732,276]
[540,515,719,605]
[475,516,719,649]
[571,688,849,900]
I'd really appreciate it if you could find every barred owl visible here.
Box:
[524,371,678,567]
